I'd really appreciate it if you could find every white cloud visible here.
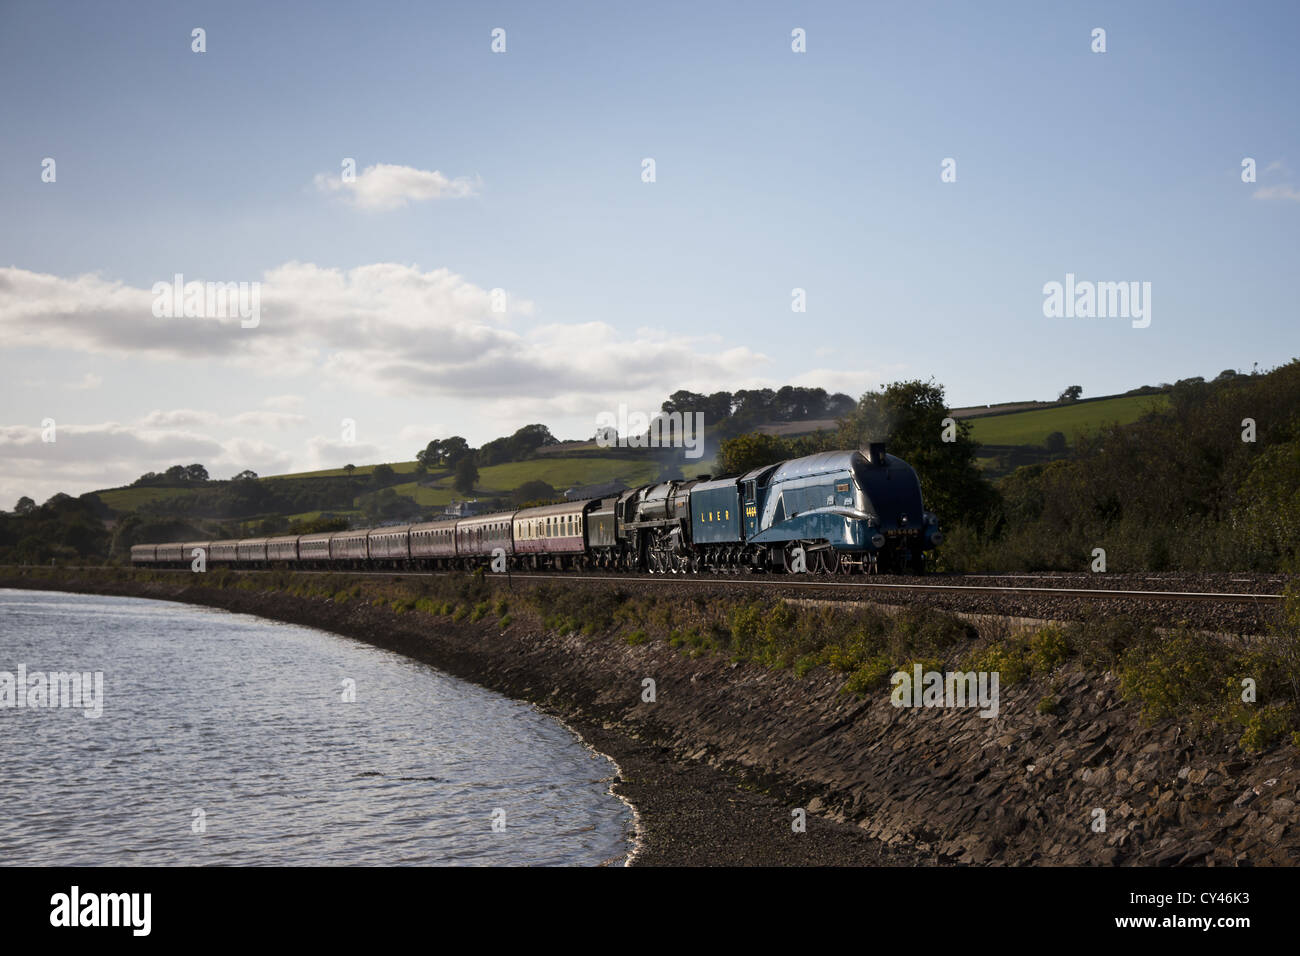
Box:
[786,366,908,398]
[0,408,309,505]
[136,409,307,430]
[313,163,480,211]
[69,372,102,390]
[1252,184,1300,201]
[0,420,227,507]
[303,435,384,471]
[263,394,305,411]
[0,263,764,407]
[397,424,449,444]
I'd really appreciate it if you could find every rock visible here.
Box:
[1153,845,1185,866]
[1084,742,1114,766]
[1179,843,1214,864]
[1233,789,1257,809]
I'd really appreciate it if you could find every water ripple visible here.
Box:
[0,588,632,866]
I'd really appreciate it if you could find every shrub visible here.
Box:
[842,655,895,696]
[1239,703,1292,752]
[963,641,1031,686]
[1117,628,1242,724]
[1029,625,1070,672]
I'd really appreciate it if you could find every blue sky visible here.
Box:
[2,0,1297,504]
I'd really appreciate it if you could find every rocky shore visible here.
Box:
[4,567,1297,866]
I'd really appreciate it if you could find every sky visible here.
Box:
[1,0,1298,506]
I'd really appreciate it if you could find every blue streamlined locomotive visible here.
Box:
[132,443,942,576]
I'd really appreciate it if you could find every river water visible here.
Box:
[0,589,633,865]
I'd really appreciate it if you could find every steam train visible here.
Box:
[131,444,942,576]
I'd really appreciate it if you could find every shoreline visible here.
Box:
[7,567,1297,866]
[1,573,929,867]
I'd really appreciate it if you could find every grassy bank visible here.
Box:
[10,565,1300,753]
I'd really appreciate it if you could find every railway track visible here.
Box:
[40,566,1285,605]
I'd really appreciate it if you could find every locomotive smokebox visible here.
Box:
[866,441,888,465]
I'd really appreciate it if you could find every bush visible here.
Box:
[842,655,895,696]
[1117,628,1243,724]
[963,640,1031,686]
[1029,625,1070,672]
[1239,703,1293,752]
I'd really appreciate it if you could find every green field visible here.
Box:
[91,451,679,523]
[279,460,423,479]
[93,397,1171,520]
[424,456,665,498]
[96,485,204,512]
[969,394,1169,447]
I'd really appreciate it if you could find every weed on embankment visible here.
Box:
[7,564,1300,753]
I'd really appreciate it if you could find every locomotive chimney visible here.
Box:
[867,441,888,465]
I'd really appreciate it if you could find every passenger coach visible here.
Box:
[129,446,942,575]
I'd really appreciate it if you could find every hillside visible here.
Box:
[8,376,1228,568]
[87,390,1171,527]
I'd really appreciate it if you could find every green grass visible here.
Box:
[389,482,456,507]
[95,452,667,525]
[969,394,1169,447]
[278,460,424,479]
[418,456,664,497]
[97,486,200,511]
[283,509,361,524]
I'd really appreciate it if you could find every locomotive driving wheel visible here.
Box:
[817,549,840,574]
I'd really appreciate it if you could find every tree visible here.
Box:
[185,464,209,482]
[453,456,479,495]
[718,433,792,474]
[1058,385,1083,402]
[513,480,557,507]
[232,469,258,481]
[343,464,356,477]
[372,464,396,485]
[440,436,471,466]
[837,379,996,528]
[1044,431,1067,454]
[13,496,36,515]
[164,464,188,482]
[415,439,443,469]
